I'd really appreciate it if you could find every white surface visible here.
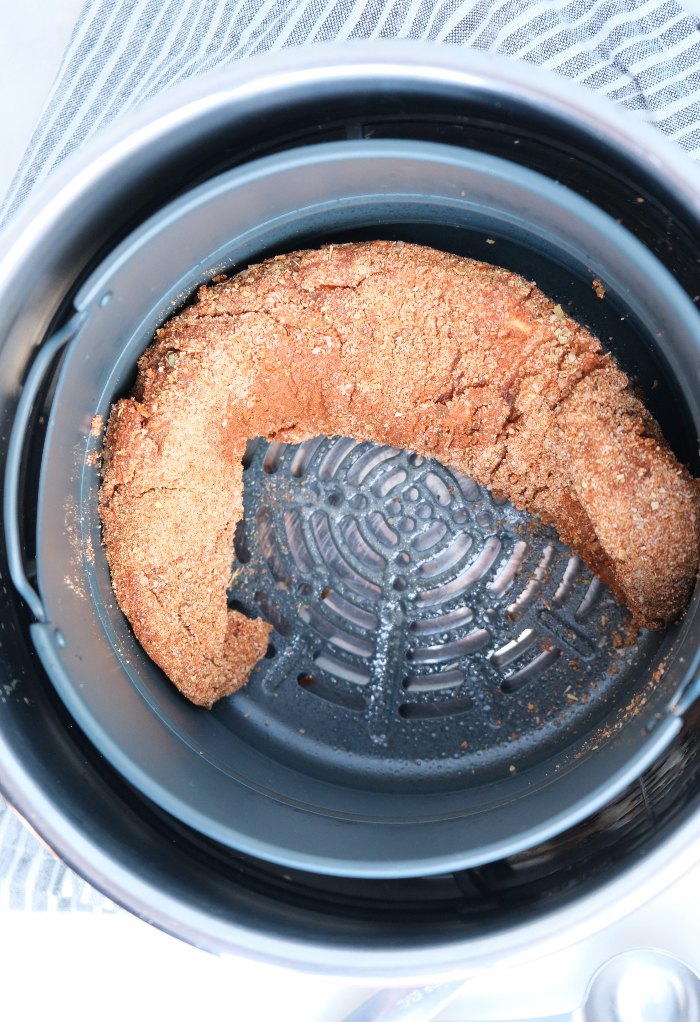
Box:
[2,4,700,1021]
[436,858,700,1020]
[0,856,699,1021]
[0,908,364,1021]
[0,0,85,203]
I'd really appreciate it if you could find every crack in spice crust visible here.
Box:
[98,241,700,708]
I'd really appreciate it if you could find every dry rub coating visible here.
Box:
[99,241,700,707]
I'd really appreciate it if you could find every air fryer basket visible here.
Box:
[2,45,700,970]
[22,136,700,877]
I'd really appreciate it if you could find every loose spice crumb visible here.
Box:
[652,661,667,682]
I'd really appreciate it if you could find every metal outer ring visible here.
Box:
[1,42,700,978]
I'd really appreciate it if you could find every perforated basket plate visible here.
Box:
[30,140,700,876]
[222,435,659,790]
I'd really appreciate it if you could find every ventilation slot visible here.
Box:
[263,442,287,473]
[313,652,371,685]
[508,544,556,616]
[420,532,473,578]
[311,513,382,600]
[491,627,538,667]
[321,589,378,630]
[366,512,398,547]
[254,590,292,636]
[233,519,251,564]
[290,436,324,477]
[407,629,490,664]
[501,647,562,693]
[409,606,474,636]
[452,471,479,501]
[257,507,290,586]
[318,438,357,480]
[241,437,259,470]
[227,598,253,617]
[423,472,452,506]
[347,445,401,485]
[372,467,407,497]
[488,541,528,597]
[339,517,386,571]
[298,605,374,657]
[575,577,605,621]
[417,537,501,607]
[403,669,464,692]
[412,520,447,552]
[284,510,313,574]
[554,554,581,605]
[297,674,367,710]
[399,696,473,719]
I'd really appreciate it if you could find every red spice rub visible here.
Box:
[99,241,700,707]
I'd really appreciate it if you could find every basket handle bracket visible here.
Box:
[4,311,87,623]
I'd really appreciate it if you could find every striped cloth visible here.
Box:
[1,0,700,910]
[2,0,700,228]
[0,799,120,913]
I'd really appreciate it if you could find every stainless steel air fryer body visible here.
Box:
[2,43,700,979]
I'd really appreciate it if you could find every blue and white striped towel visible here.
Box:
[3,0,700,228]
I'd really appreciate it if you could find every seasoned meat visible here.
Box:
[99,242,700,707]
